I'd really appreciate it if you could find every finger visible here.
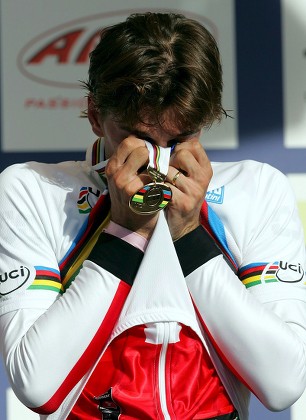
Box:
[172,138,209,167]
[106,137,148,177]
[170,149,200,179]
[166,160,211,198]
[106,146,149,191]
[169,151,209,185]
[124,145,149,175]
[166,166,187,189]
[169,146,212,184]
[110,135,146,167]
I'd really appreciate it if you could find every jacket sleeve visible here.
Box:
[0,165,143,414]
[176,164,306,411]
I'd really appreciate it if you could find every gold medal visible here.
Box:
[129,143,172,215]
[129,182,172,214]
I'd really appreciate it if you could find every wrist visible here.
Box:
[170,221,201,241]
[174,225,222,276]
[110,211,158,241]
[104,220,149,251]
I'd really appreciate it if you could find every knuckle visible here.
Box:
[140,145,149,159]
[205,164,213,179]
[105,162,124,188]
[174,148,191,164]
[122,136,135,148]
[114,137,134,155]
[192,141,203,153]
[112,171,126,190]
[121,136,144,150]
[105,159,116,178]
[199,162,213,181]
[181,202,190,214]
[125,184,137,197]
[134,145,149,163]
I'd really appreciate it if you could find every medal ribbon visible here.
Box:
[144,141,171,181]
[129,142,172,214]
[90,138,172,181]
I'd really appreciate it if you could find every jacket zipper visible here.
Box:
[145,321,181,419]
[158,322,171,420]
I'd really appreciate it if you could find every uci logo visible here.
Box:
[0,266,31,296]
[77,186,101,214]
[276,261,305,283]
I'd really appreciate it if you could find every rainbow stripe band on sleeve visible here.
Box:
[238,262,279,288]
[29,266,64,294]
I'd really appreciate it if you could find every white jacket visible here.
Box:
[0,140,305,419]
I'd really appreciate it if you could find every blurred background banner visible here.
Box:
[0,0,305,419]
[0,0,236,153]
[282,0,306,149]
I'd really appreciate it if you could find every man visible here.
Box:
[0,12,305,420]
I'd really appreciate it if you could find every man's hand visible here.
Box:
[165,139,212,240]
[105,135,212,242]
[105,136,159,240]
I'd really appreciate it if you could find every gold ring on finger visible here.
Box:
[172,170,181,187]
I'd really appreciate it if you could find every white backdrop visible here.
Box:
[0,0,306,419]
[1,0,237,152]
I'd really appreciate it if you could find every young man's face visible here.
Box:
[94,109,202,159]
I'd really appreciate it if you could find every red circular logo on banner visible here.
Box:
[17,9,217,89]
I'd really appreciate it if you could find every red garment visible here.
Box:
[69,324,235,420]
